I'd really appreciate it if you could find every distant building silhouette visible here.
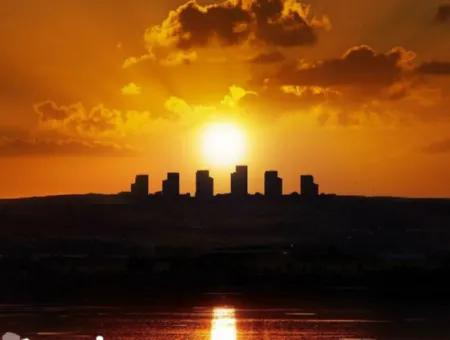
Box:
[265,171,282,197]
[163,172,180,197]
[231,165,248,197]
[196,170,214,199]
[131,175,149,199]
[301,175,319,197]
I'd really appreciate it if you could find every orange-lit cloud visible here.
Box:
[3,100,174,157]
[121,82,141,95]
[165,85,255,119]
[122,54,153,69]
[34,101,162,140]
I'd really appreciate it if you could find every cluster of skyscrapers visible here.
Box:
[130,166,319,200]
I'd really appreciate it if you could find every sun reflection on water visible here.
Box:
[211,307,237,340]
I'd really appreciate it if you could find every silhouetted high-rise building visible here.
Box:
[301,175,319,197]
[196,170,214,199]
[265,171,282,197]
[231,165,248,197]
[163,172,180,197]
[131,174,149,199]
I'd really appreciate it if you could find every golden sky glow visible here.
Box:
[0,0,450,198]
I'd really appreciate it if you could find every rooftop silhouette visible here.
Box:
[301,175,319,198]
[265,170,282,198]
[162,172,180,198]
[231,165,248,197]
[196,170,214,199]
[130,175,148,199]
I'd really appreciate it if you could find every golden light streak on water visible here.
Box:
[210,307,237,340]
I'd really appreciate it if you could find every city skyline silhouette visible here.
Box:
[130,165,320,199]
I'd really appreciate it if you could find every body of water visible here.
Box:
[1,300,449,339]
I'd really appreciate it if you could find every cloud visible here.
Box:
[142,0,329,64]
[249,51,285,63]
[0,137,133,157]
[240,46,450,125]
[423,138,450,154]
[276,45,415,87]
[34,101,163,140]
[121,82,141,95]
[240,82,343,119]
[160,50,198,66]
[164,96,197,116]
[123,51,197,68]
[6,99,178,157]
[122,78,447,130]
[148,0,252,50]
[122,54,153,69]
[34,100,71,121]
[164,85,255,121]
[221,85,257,108]
[417,61,450,75]
[280,85,341,99]
[436,3,450,23]
[250,0,329,47]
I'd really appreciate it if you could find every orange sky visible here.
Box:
[1,0,450,198]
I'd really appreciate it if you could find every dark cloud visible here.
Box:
[250,0,318,46]
[249,51,285,63]
[0,137,133,157]
[173,1,251,49]
[146,0,328,52]
[417,61,450,75]
[276,45,414,87]
[436,3,450,23]
[423,138,450,154]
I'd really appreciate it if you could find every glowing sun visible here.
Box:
[202,122,246,166]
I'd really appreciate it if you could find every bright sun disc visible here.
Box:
[202,123,246,166]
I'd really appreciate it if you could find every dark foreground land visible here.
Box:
[1,194,450,302]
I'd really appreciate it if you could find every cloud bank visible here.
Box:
[276,45,415,87]
[0,137,133,157]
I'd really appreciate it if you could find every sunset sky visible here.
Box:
[1,0,450,198]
